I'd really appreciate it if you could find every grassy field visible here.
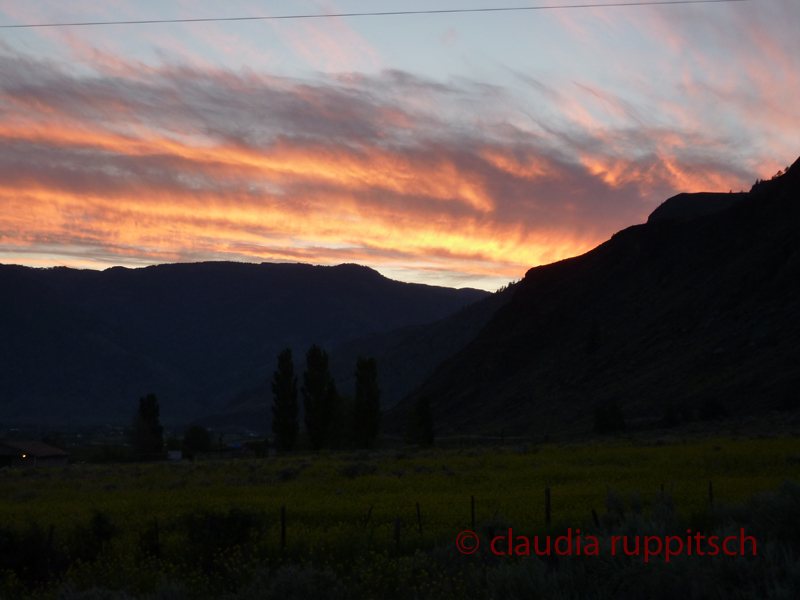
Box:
[1,435,799,598]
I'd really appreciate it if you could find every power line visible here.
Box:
[0,0,751,29]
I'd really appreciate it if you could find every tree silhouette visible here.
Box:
[182,425,212,458]
[593,400,626,434]
[130,393,164,459]
[271,348,299,452]
[301,345,340,450]
[406,396,434,447]
[353,356,381,449]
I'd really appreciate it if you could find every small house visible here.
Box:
[0,440,69,468]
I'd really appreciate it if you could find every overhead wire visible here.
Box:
[0,0,752,29]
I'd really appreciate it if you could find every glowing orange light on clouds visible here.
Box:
[0,173,590,289]
[0,96,749,291]
[1,41,782,291]
[0,89,601,291]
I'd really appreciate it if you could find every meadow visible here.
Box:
[1,435,800,599]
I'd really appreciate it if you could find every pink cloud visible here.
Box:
[0,39,792,288]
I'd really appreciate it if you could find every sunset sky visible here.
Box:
[0,0,797,290]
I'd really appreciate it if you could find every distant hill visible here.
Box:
[0,262,488,428]
[329,282,518,406]
[387,156,800,438]
[198,281,518,431]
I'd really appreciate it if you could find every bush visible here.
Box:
[0,523,50,586]
[231,564,346,600]
[277,467,300,482]
[340,461,377,479]
[405,397,435,447]
[699,398,729,421]
[662,403,681,428]
[67,511,118,564]
[593,401,626,434]
[182,509,263,577]
[182,426,212,458]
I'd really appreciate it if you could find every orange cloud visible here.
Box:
[0,48,779,290]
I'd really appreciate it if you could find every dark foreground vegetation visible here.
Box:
[1,438,799,600]
[2,482,798,599]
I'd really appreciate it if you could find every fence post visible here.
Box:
[591,508,599,528]
[364,504,374,530]
[395,518,402,550]
[45,524,54,580]
[281,505,286,551]
[154,517,160,559]
[471,495,475,529]
[416,502,423,536]
[545,487,551,525]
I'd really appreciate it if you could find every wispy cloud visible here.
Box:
[0,27,789,289]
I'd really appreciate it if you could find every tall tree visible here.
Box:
[406,396,434,447]
[182,425,212,458]
[130,392,164,459]
[353,356,381,449]
[302,345,340,450]
[271,348,299,452]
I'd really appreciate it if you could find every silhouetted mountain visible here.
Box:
[387,156,800,438]
[328,283,518,406]
[647,192,747,223]
[0,262,487,427]
[0,267,195,427]
[200,281,519,431]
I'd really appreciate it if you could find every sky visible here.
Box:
[0,0,797,290]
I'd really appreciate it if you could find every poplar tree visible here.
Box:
[406,396,434,447]
[271,348,299,452]
[353,356,381,449]
[302,345,340,450]
[130,392,164,459]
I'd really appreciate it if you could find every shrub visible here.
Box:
[0,523,50,586]
[662,403,681,428]
[182,509,263,577]
[67,511,118,564]
[233,564,346,600]
[593,400,626,433]
[699,398,729,421]
[182,426,212,458]
[340,461,376,479]
[277,467,300,482]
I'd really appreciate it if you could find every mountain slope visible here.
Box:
[328,281,518,407]
[647,192,747,223]
[199,281,518,431]
[0,266,196,426]
[0,262,487,427]
[387,157,800,438]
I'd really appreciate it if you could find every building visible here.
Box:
[0,440,69,468]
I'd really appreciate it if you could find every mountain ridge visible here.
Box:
[386,155,800,438]
[0,261,488,427]
[197,281,519,431]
